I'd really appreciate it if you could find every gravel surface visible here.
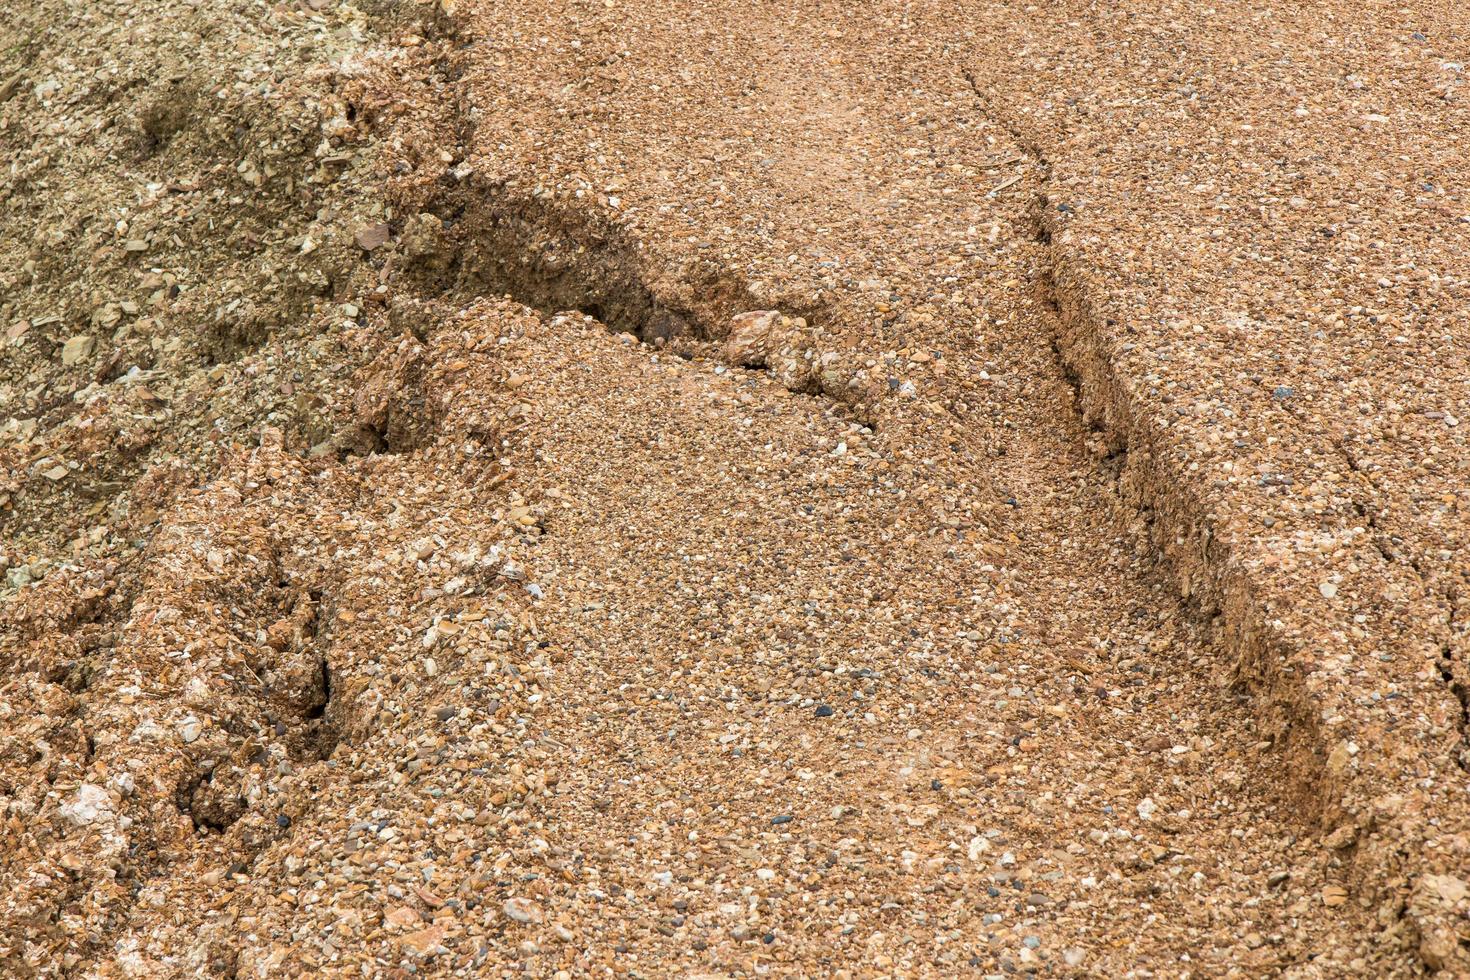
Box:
[1,0,1465,975]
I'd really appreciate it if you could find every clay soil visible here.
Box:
[2,0,1467,976]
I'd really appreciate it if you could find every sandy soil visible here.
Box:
[1,0,1465,976]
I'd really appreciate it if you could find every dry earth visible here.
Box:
[1,0,1467,976]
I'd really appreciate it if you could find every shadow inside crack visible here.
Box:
[396,180,825,350]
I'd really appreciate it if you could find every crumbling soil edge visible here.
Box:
[1332,440,1469,776]
[416,178,823,348]
[961,68,1329,809]
[376,17,873,434]
[371,0,823,354]
[961,68,1466,972]
[1033,252,1329,799]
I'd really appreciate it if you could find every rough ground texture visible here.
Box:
[1,0,1466,976]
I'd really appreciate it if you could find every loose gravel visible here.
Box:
[1,0,1465,975]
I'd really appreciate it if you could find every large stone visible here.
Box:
[723,310,781,368]
[61,334,95,365]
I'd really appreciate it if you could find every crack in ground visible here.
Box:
[960,67,1334,808]
[386,22,829,354]
[960,66,1470,968]
[356,20,888,440]
[1337,444,1469,773]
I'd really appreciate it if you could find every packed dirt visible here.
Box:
[2,0,1467,976]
